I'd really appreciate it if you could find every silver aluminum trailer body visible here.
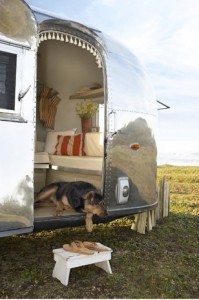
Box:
[0,0,157,237]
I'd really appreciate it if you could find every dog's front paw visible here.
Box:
[86,223,93,232]
[85,213,94,232]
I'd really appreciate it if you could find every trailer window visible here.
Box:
[0,51,16,110]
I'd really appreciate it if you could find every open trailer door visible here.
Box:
[102,36,157,214]
[0,0,37,237]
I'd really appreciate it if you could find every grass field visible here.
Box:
[0,166,198,299]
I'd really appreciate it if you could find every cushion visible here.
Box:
[55,134,85,156]
[84,132,103,157]
[44,130,75,154]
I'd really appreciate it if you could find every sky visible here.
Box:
[27,0,199,165]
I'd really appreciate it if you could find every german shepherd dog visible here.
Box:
[35,181,107,232]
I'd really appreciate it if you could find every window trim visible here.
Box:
[0,43,23,115]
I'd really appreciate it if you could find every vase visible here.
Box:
[81,118,92,133]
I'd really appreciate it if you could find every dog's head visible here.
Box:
[84,191,107,217]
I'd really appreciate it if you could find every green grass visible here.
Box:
[0,166,198,298]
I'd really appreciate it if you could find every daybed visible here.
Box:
[34,131,104,191]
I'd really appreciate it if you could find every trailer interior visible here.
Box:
[34,34,105,219]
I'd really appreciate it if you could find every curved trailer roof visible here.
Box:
[0,0,156,115]
[34,10,156,116]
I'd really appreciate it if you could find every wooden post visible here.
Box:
[159,177,164,219]
[157,176,170,219]
[156,185,160,221]
[163,177,167,217]
[131,176,170,234]
[136,212,147,234]
[168,184,170,216]
[131,214,139,231]
[147,210,152,231]
[150,210,156,227]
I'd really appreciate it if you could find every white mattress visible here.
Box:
[49,155,103,172]
[35,152,50,164]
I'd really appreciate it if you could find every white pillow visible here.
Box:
[45,130,75,154]
[84,132,103,157]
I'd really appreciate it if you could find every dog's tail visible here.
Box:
[35,183,58,202]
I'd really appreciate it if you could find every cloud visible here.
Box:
[120,13,199,72]
[91,0,199,76]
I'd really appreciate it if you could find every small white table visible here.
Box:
[52,243,113,286]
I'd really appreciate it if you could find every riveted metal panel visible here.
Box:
[102,35,157,211]
[0,0,37,235]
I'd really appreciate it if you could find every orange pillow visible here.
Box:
[55,134,85,156]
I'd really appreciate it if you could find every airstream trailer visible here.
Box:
[0,0,157,237]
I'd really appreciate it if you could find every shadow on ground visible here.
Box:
[0,212,198,299]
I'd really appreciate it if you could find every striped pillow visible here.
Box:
[55,134,85,156]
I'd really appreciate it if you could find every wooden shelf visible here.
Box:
[69,87,104,100]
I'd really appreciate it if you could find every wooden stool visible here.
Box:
[52,243,113,286]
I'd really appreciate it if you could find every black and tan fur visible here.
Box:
[35,181,107,232]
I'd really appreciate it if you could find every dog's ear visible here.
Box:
[85,191,94,203]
